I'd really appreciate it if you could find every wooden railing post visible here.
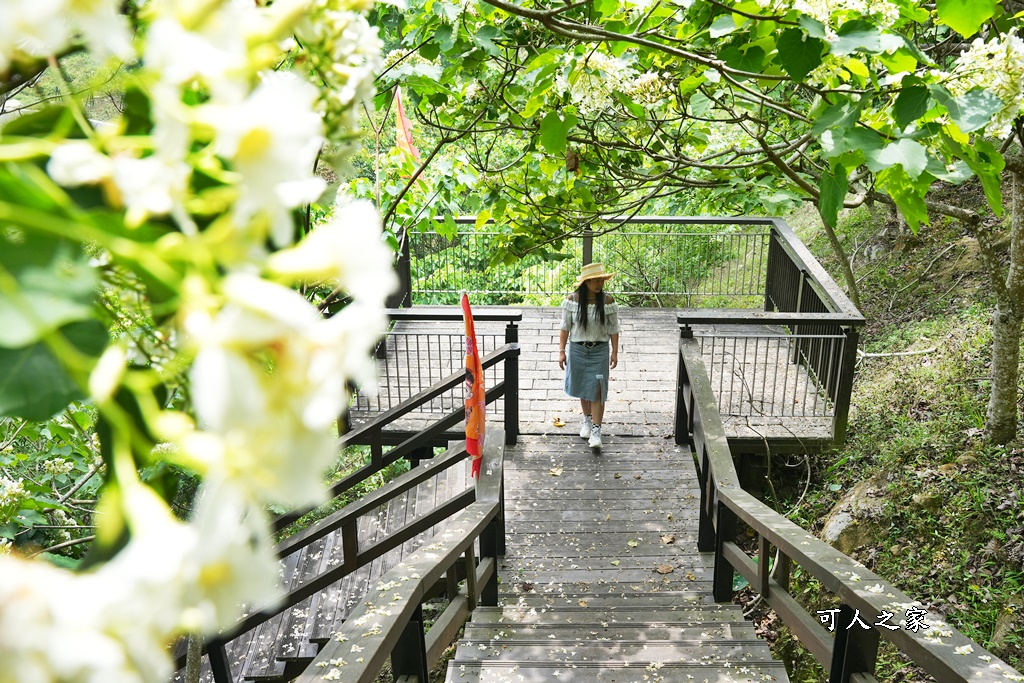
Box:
[504,322,519,446]
[480,516,500,606]
[712,501,737,602]
[391,603,429,682]
[582,227,593,265]
[832,326,860,443]
[697,450,716,552]
[829,603,880,683]
[675,329,693,447]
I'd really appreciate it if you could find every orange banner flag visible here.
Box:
[461,292,486,477]
[394,86,421,162]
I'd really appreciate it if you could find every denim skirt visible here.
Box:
[565,341,610,402]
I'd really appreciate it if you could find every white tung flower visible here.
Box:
[0,553,173,683]
[951,31,1024,138]
[144,6,254,105]
[47,141,114,187]
[209,73,327,248]
[267,200,398,301]
[181,274,382,506]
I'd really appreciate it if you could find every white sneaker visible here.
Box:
[579,415,593,439]
[588,424,602,449]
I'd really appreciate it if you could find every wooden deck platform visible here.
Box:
[351,307,835,452]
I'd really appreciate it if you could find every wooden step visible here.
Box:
[469,604,748,624]
[464,623,758,641]
[453,639,776,664]
[446,661,790,682]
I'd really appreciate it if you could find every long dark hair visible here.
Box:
[575,283,606,330]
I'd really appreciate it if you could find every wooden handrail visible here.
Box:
[679,338,1022,683]
[293,429,505,683]
[339,343,518,446]
[386,308,522,322]
[678,309,864,327]
[769,219,863,320]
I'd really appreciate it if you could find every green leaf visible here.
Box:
[818,166,848,228]
[869,138,928,178]
[962,138,1005,215]
[929,85,1004,134]
[952,89,1004,133]
[720,45,765,75]
[689,92,713,117]
[926,158,973,184]
[876,165,930,231]
[811,98,864,136]
[710,14,738,38]
[42,552,82,569]
[472,25,500,56]
[830,20,883,56]
[893,82,930,130]
[936,0,996,38]
[0,320,108,420]
[0,231,99,348]
[798,15,828,40]
[593,0,619,19]
[539,111,572,155]
[777,28,826,80]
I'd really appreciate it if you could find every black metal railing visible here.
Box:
[174,342,518,682]
[396,217,774,307]
[672,219,863,447]
[676,339,1022,683]
[353,310,520,421]
[291,428,505,683]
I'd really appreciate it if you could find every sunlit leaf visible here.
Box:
[936,0,996,38]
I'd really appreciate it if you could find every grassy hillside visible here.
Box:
[762,198,1024,681]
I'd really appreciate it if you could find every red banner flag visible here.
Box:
[461,292,486,477]
[394,86,421,162]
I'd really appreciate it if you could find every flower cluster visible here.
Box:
[293,0,385,147]
[0,0,392,680]
[750,0,900,28]
[0,476,26,525]
[950,31,1024,138]
[43,458,75,478]
[555,52,669,117]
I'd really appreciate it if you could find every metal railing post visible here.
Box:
[829,604,880,683]
[207,638,232,683]
[391,603,429,683]
[386,228,413,308]
[503,322,519,446]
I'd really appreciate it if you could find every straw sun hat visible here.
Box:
[574,263,615,288]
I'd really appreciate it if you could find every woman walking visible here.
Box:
[558,263,620,449]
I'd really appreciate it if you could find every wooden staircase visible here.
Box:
[446,435,789,682]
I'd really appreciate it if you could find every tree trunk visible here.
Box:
[987,302,1023,443]
[816,206,863,311]
[985,169,1024,444]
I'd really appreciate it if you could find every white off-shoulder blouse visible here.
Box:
[560,298,621,343]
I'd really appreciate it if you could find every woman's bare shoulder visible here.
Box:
[566,292,577,302]
[605,294,615,304]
